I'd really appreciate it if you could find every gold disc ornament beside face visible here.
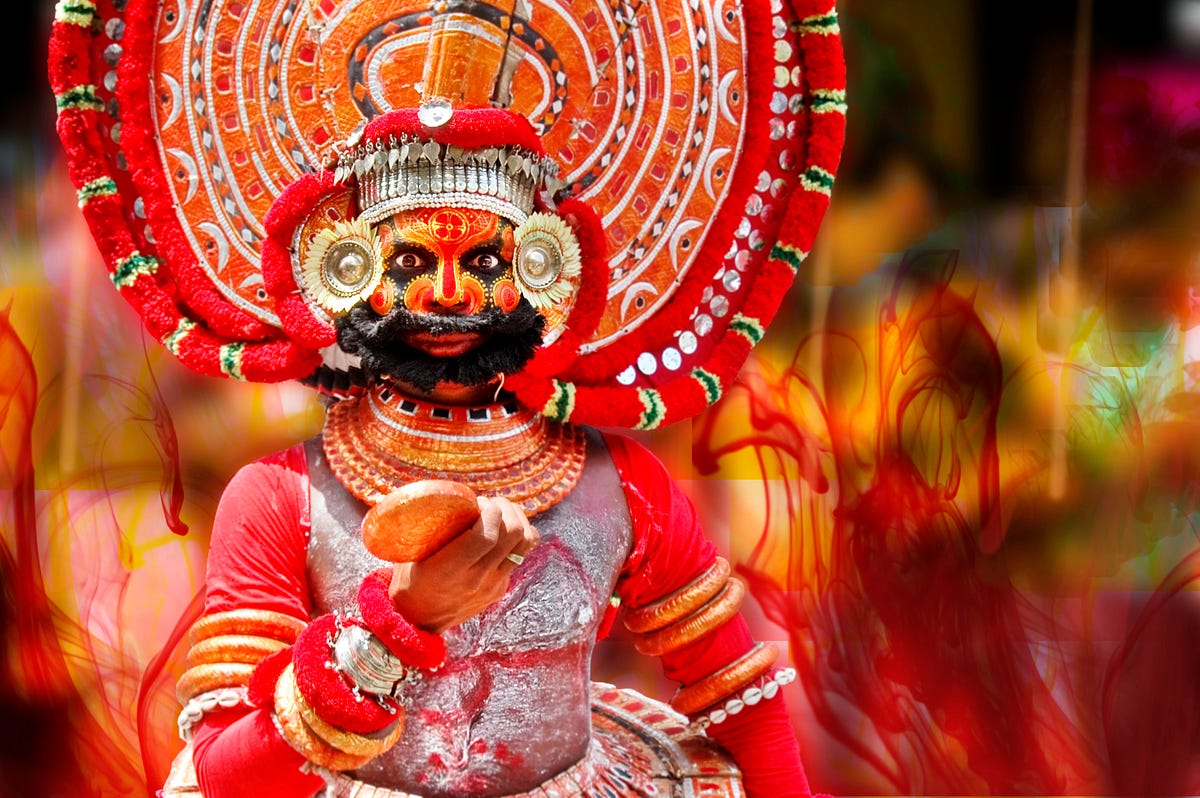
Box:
[299,217,386,316]
[512,213,583,340]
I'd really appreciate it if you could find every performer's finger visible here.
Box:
[496,498,531,543]
[491,522,541,571]
[440,498,503,562]
[477,499,533,570]
[522,522,540,552]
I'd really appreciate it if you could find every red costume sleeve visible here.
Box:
[605,433,817,798]
[191,445,326,798]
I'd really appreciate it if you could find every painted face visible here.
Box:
[332,206,545,390]
[376,207,521,318]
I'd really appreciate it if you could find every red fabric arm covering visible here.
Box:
[192,445,321,797]
[202,445,312,618]
[706,695,812,798]
[604,433,815,798]
[193,711,324,798]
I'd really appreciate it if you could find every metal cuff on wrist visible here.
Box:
[333,622,424,698]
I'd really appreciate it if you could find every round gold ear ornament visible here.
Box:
[513,213,582,310]
[300,218,384,315]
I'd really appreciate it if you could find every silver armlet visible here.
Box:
[332,623,424,699]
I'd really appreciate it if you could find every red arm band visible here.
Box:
[192,445,322,797]
[604,433,815,798]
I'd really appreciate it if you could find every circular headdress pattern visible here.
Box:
[49,0,845,426]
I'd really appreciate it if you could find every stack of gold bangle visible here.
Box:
[669,642,778,715]
[177,609,306,704]
[624,558,747,656]
[274,663,404,771]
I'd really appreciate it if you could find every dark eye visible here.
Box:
[394,250,427,271]
[469,252,503,271]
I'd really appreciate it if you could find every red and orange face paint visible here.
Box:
[375,207,522,317]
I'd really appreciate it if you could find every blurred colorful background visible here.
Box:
[3,1,1200,795]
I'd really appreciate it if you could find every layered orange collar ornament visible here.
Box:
[323,383,586,516]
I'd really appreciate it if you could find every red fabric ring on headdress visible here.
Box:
[515,198,607,381]
[262,171,347,348]
[360,109,545,156]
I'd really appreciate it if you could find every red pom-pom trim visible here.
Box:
[360,109,545,156]
[556,0,780,387]
[117,0,275,341]
[260,171,347,348]
[510,0,845,429]
[356,569,447,670]
[291,614,399,734]
[247,646,294,711]
[49,6,325,385]
[517,198,609,379]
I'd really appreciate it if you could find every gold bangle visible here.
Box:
[294,678,404,758]
[634,577,746,657]
[176,663,257,704]
[670,642,779,715]
[186,634,289,668]
[623,557,732,634]
[190,609,306,646]
[274,664,374,772]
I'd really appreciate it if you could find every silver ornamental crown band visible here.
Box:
[337,138,562,227]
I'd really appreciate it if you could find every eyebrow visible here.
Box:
[384,239,437,263]
[460,240,509,262]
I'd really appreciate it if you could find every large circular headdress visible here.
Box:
[49,0,845,429]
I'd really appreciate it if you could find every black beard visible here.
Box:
[335,301,546,392]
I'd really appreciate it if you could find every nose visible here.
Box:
[434,256,463,308]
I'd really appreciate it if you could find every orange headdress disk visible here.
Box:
[50,0,845,428]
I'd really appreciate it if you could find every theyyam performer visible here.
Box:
[48,0,844,794]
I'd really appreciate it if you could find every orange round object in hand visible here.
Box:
[362,480,481,562]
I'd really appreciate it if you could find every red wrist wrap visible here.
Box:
[356,569,447,670]
[247,646,294,711]
[291,614,399,734]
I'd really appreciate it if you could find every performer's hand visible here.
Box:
[388,496,539,633]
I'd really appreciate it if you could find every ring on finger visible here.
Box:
[505,552,525,566]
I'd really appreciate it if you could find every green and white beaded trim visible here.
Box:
[54,0,96,26]
[796,11,839,35]
[810,89,847,115]
[111,252,159,289]
[219,343,247,381]
[729,314,766,347]
[636,389,666,430]
[55,84,104,114]
[164,318,197,357]
[542,379,577,423]
[769,243,809,272]
[692,368,723,405]
[77,176,119,208]
[800,166,836,197]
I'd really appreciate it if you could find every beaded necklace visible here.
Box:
[323,382,586,516]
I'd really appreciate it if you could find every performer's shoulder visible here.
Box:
[582,428,674,491]
[223,440,311,495]
[588,429,661,465]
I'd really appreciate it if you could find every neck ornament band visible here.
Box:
[323,383,586,516]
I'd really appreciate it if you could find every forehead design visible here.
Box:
[384,207,506,256]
